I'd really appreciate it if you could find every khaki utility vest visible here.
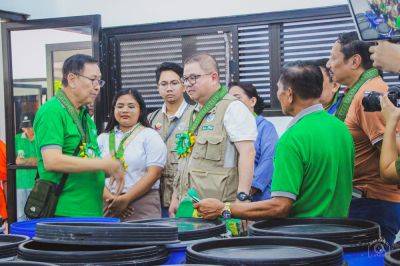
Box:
[175,94,239,203]
[149,104,193,207]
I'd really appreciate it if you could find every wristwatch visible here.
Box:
[221,202,231,219]
[237,192,252,202]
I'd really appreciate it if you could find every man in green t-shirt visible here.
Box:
[34,54,125,217]
[195,61,354,219]
[15,116,37,220]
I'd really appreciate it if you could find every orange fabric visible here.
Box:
[346,76,400,202]
[0,141,6,181]
[0,141,7,219]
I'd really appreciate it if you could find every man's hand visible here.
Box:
[169,195,179,218]
[381,94,400,125]
[370,41,400,73]
[194,198,224,220]
[103,157,125,195]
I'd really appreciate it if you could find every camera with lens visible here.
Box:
[362,85,400,112]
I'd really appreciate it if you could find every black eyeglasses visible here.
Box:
[75,73,105,88]
[181,73,212,86]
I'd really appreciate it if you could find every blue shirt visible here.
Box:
[327,93,344,115]
[252,115,279,201]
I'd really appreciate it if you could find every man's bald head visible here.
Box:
[184,53,220,76]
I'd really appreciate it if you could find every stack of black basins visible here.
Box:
[248,218,384,266]
[16,222,179,265]
[129,217,227,264]
[0,234,30,262]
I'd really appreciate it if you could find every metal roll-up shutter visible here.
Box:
[238,25,271,107]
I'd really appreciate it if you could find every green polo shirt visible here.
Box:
[34,96,104,217]
[271,105,354,218]
[15,133,37,189]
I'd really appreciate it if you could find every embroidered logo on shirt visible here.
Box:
[202,125,214,131]
[206,113,215,122]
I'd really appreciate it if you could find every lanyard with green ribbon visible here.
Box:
[55,90,99,158]
[175,85,228,158]
[109,123,142,169]
[335,68,379,121]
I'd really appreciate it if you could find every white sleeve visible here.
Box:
[97,133,108,158]
[144,129,167,168]
[223,101,258,142]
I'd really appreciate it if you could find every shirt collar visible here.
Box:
[161,100,188,120]
[287,104,324,130]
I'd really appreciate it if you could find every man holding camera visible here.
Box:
[327,31,400,246]
[370,40,400,185]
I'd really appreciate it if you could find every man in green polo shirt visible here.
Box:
[34,54,125,217]
[15,116,37,220]
[195,61,354,219]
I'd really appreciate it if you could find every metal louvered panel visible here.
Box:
[383,72,400,86]
[238,25,271,106]
[281,17,356,63]
[281,16,399,87]
[118,31,232,109]
[119,37,183,108]
[194,32,232,86]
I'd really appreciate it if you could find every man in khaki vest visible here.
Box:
[148,62,193,217]
[169,53,257,216]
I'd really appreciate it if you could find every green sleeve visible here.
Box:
[33,105,64,150]
[271,136,304,197]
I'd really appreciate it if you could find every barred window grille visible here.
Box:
[238,25,271,107]
[118,31,232,109]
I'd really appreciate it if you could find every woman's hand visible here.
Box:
[107,194,131,213]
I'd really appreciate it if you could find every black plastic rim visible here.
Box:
[0,234,30,259]
[128,218,226,241]
[186,236,343,266]
[385,249,400,266]
[18,240,168,265]
[34,222,178,245]
[248,218,381,251]
[0,262,57,266]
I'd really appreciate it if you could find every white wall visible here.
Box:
[0,0,347,140]
[0,0,347,27]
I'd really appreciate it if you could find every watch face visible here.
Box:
[237,192,248,201]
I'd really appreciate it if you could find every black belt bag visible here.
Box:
[24,143,81,219]
[24,179,63,219]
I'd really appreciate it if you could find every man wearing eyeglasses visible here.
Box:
[33,54,125,217]
[148,62,194,217]
[169,53,257,216]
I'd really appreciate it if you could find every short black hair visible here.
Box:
[155,62,183,84]
[104,88,150,132]
[305,58,332,82]
[337,31,373,70]
[229,82,265,115]
[62,54,98,87]
[279,61,323,100]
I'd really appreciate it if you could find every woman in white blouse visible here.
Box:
[98,88,167,221]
